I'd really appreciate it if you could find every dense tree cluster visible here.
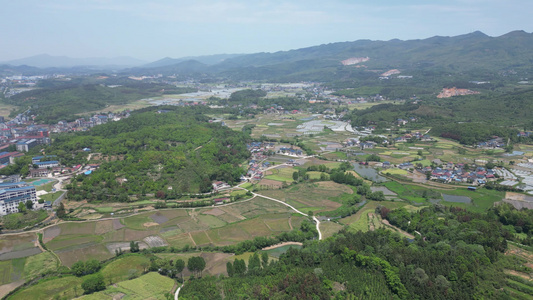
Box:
[181,204,524,299]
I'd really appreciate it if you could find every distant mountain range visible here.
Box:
[1,54,147,69]
[1,30,532,81]
[125,30,533,81]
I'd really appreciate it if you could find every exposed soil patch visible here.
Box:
[143,222,160,228]
[150,212,169,224]
[504,269,533,281]
[0,280,25,299]
[113,219,125,230]
[43,226,61,243]
[262,242,303,251]
[203,208,225,216]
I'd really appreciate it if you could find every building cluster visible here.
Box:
[394,131,433,142]
[477,137,505,149]
[437,87,480,98]
[245,142,276,181]
[53,112,130,133]
[418,162,495,185]
[0,181,37,216]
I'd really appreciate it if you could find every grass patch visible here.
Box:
[8,275,84,300]
[383,181,429,203]
[191,231,212,246]
[164,233,195,248]
[197,214,227,228]
[265,167,295,182]
[240,182,252,189]
[95,207,114,213]
[0,260,12,285]
[112,272,174,299]
[122,214,155,230]
[340,201,408,228]
[320,222,344,239]
[0,210,49,230]
[23,252,58,280]
[38,191,64,203]
[101,254,150,283]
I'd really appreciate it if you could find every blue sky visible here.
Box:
[2,0,531,62]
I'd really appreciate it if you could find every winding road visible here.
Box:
[236,185,322,240]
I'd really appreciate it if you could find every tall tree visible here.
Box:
[226,261,234,277]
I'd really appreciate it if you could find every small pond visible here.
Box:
[352,163,388,183]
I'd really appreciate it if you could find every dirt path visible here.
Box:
[205,231,214,244]
[262,242,303,251]
[288,216,293,230]
[381,219,415,239]
[188,233,197,246]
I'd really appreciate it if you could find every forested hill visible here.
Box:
[46,107,249,201]
[133,30,533,81]
[344,87,533,145]
[3,80,196,123]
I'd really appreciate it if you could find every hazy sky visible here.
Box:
[2,0,531,62]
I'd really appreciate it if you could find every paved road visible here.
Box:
[175,283,183,300]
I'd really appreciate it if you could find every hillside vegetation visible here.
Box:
[47,107,250,201]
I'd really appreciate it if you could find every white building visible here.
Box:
[0,182,37,215]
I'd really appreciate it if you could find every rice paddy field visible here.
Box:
[32,197,302,268]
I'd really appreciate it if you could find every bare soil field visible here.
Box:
[0,280,24,299]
